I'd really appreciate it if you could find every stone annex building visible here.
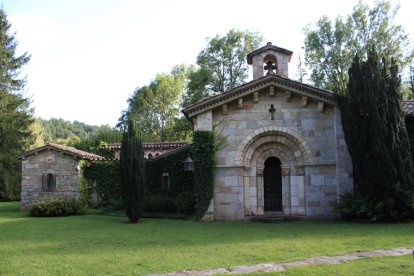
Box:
[17,143,104,209]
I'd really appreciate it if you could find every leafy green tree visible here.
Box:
[181,66,210,108]
[304,0,413,94]
[337,48,414,221]
[72,127,122,155]
[0,9,33,200]
[123,65,187,142]
[184,29,262,106]
[119,119,144,223]
[40,118,121,151]
[28,119,46,149]
[295,54,307,83]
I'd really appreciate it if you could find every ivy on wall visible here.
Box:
[82,161,120,204]
[192,130,216,221]
[145,145,195,215]
[81,130,216,220]
[79,175,92,208]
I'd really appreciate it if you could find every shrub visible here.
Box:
[335,192,414,222]
[176,191,195,215]
[144,195,177,213]
[29,196,83,217]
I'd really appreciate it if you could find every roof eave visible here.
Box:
[183,75,336,118]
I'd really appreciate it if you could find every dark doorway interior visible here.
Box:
[263,157,282,211]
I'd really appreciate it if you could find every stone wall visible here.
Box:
[21,150,81,209]
[194,87,353,220]
[194,110,213,131]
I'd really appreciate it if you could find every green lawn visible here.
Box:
[1,202,413,275]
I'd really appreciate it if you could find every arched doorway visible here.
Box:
[263,157,282,211]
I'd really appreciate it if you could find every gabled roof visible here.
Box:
[17,143,105,161]
[183,74,336,118]
[247,42,293,63]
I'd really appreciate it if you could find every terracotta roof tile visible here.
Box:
[108,142,190,150]
[17,143,105,160]
[403,101,414,117]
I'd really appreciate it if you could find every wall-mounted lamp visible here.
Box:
[183,156,194,172]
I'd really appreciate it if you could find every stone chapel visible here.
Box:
[183,42,354,220]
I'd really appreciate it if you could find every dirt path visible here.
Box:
[147,247,413,275]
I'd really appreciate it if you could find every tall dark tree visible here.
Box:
[119,119,144,223]
[338,48,414,220]
[0,9,33,200]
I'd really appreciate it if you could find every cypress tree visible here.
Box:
[338,48,414,221]
[119,119,144,223]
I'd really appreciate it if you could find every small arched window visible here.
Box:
[148,153,153,160]
[43,173,56,191]
[162,173,170,189]
[47,173,56,191]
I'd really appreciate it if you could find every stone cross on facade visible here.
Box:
[269,104,276,120]
[264,60,277,75]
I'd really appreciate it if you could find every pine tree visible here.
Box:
[338,48,414,221]
[0,9,33,200]
[119,119,144,223]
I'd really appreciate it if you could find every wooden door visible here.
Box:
[263,157,282,211]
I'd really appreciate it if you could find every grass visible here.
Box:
[1,201,414,275]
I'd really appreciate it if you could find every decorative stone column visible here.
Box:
[256,165,264,215]
[281,165,291,215]
[243,166,251,215]
[294,165,306,215]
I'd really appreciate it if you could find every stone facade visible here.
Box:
[183,43,353,220]
[20,150,81,209]
[18,143,103,209]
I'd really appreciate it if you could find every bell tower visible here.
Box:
[247,42,293,80]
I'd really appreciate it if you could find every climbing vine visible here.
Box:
[78,160,92,208]
[192,130,216,220]
[145,145,195,215]
[82,161,120,205]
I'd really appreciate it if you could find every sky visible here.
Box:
[2,0,414,127]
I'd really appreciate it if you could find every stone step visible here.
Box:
[250,214,304,223]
